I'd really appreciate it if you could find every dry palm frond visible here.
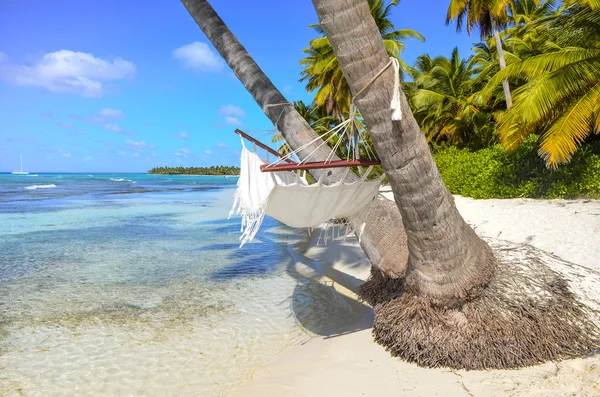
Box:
[359,242,600,370]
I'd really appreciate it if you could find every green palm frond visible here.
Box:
[481,5,600,168]
[410,47,497,148]
[299,0,423,120]
[479,48,600,101]
[538,81,600,167]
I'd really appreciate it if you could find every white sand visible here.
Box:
[229,193,600,397]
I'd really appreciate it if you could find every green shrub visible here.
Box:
[432,136,600,199]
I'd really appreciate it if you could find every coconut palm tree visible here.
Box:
[446,0,515,107]
[311,0,598,369]
[410,48,497,148]
[300,0,424,119]
[180,0,408,280]
[480,4,600,167]
[503,0,558,59]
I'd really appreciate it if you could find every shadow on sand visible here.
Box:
[201,216,374,339]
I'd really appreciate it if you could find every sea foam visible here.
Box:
[24,184,57,190]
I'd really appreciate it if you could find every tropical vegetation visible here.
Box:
[299,0,600,185]
[148,165,240,175]
[299,0,424,119]
[434,136,600,198]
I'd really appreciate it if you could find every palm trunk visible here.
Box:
[180,0,408,277]
[491,18,513,108]
[312,0,495,304]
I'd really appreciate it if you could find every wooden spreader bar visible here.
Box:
[234,129,381,173]
[234,129,296,164]
[260,159,381,172]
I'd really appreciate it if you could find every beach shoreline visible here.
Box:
[228,193,600,397]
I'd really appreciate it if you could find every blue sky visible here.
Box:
[0,0,479,173]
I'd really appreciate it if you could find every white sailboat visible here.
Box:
[11,155,29,175]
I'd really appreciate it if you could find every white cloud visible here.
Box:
[68,130,87,136]
[125,140,155,151]
[174,132,190,139]
[204,150,213,155]
[82,156,94,161]
[132,152,141,158]
[218,104,245,118]
[85,116,105,124]
[101,124,135,136]
[57,121,76,128]
[0,50,135,98]
[175,147,192,158]
[57,148,71,158]
[172,42,223,72]
[283,84,293,94]
[98,108,124,119]
[219,105,245,126]
[0,52,6,63]
[104,123,122,133]
[216,142,230,148]
[41,113,54,119]
[224,116,243,126]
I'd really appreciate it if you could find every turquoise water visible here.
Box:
[0,173,359,396]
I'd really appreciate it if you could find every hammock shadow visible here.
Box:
[199,216,373,338]
[201,217,295,282]
[284,232,374,339]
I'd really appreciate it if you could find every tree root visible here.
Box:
[359,242,600,370]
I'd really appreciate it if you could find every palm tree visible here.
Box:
[480,4,600,167]
[503,0,558,59]
[300,0,424,119]
[312,0,598,369]
[446,0,515,107]
[410,48,497,148]
[180,0,408,281]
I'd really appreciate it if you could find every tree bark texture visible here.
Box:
[180,0,408,277]
[491,19,513,108]
[312,0,495,303]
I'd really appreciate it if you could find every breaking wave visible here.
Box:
[24,184,57,190]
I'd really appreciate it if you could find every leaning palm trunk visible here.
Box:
[312,0,495,304]
[180,0,408,277]
[491,18,513,108]
[312,0,599,369]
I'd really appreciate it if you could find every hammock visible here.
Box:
[229,135,383,247]
[229,57,403,246]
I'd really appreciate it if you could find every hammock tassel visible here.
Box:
[390,57,402,121]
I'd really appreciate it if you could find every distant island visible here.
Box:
[148,166,240,175]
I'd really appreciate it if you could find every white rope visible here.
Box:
[264,102,293,129]
[390,57,402,121]
[350,56,402,121]
[266,119,352,167]
[259,57,403,174]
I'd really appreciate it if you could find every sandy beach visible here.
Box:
[229,192,600,397]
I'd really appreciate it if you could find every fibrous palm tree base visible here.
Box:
[359,242,600,370]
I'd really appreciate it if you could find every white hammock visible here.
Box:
[228,56,405,246]
[229,140,383,246]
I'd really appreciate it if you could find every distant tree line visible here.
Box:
[148,165,240,175]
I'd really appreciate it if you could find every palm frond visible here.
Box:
[538,80,600,167]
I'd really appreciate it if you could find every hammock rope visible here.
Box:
[229,57,402,246]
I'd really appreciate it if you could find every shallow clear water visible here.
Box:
[0,173,360,396]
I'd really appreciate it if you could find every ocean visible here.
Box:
[0,173,358,396]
